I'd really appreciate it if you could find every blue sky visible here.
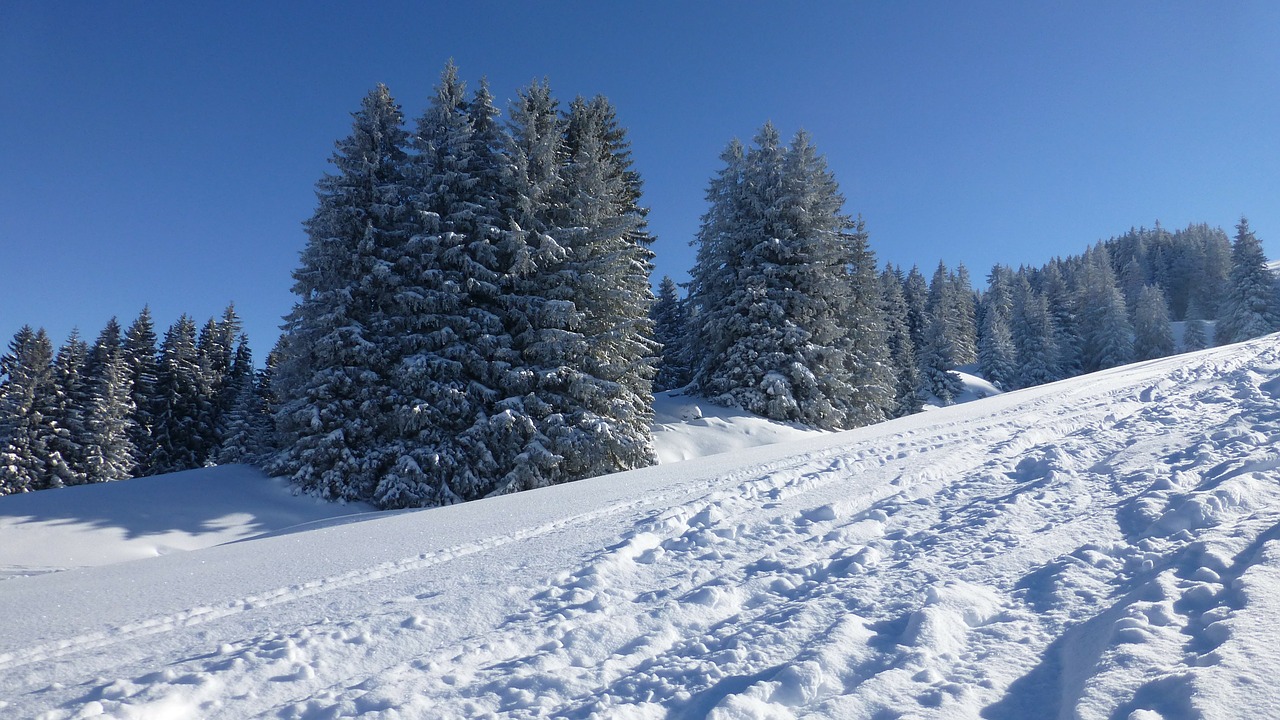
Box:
[2,1,1277,356]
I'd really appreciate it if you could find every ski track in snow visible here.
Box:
[4,341,1280,718]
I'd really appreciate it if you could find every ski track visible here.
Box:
[5,341,1280,718]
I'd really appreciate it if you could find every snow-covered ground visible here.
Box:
[4,337,1280,718]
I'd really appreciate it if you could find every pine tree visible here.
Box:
[977,265,1018,390]
[377,64,515,507]
[918,310,964,404]
[81,325,136,483]
[198,303,243,458]
[45,331,90,487]
[271,83,414,504]
[216,337,270,465]
[950,264,978,365]
[1011,275,1060,388]
[902,265,930,355]
[150,315,213,474]
[880,266,923,417]
[1182,297,1209,351]
[539,94,657,483]
[1132,285,1175,360]
[920,261,969,399]
[1078,246,1134,372]
[123,307,159,476]
[0,327,56,493]
[690,125,887,429]
[1041,262,1082,377]
[652,275,693,391]
[84,317,122,385]
[1215,217,1278,345]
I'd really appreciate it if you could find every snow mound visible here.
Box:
[651,389,829,463]
[5,336,1280,718]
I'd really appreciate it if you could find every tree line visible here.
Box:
[4,66,1278,505]
[0,305,273,494]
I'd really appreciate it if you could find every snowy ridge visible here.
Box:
[3,338,1280,717]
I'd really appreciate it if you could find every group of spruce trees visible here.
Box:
[655,211,1278,425]
[266,64,658,509]
[0,306,274,494]
[4,67,1278,506]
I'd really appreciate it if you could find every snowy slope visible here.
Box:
[4,337,1280,718]
[0,466,375,578]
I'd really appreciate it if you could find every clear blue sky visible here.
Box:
[3,1,1277,357]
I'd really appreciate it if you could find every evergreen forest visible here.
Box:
[3,65,1278,505]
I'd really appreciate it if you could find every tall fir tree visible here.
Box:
[270,84,415,504]
[977,265,1018,390]
[216,337,270,465]
[44,331,90,487]
[918,310,965,404]
[880,266,923,417]
[123,307,160,477]
[150,315,213,474]
[690,125,889,429]
[0,327,55,493]
[1182,297,1210,351]
[949,264,978,365]
[1010,275,1060,389]
[82,324,136,483]
[1214,217,1278,345]
[652,275,693,391]
[539,94,657,483]
[377,64,516,507]
[1132,285,1175,361]
[901,265,930,355]
[1077,246,1134,372]
[1041,262,1082,377]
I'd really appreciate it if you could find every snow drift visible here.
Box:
[3,336,1280,718]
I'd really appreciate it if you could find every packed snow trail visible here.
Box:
[3,339,1280,717]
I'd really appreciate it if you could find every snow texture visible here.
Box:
[4,335,1280,718]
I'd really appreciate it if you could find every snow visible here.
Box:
[650,389,828,463]
[5,336,1280,717]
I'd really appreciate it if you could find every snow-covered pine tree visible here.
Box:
[977,265,1017,390]
[902,265,930,355]
[123,307,159,477]
[44,331,90,487]
[1132,285,1174,360]
[482,78,578,494]
[1182,297,1209,351]
[690,125,891,428]
[1010,275,1060,388]
[1214,217,1278,345]
[84,317,122,386]
[271,84,414,504]
[198,304,243,460]
[918,309,965,404]
[949,264,978,365]
[376,65,514,507]
[541,94,658,480]
[81,325,136,483]
[1041,261,1082,377]
[150,315,213,474]
[652,275,693,391]
[880,265,923,417]
[1191,224,1232,321]
[921,261,969,398]
[1077,246,1134,372]
[839,217,895,426]
[216,336,270,465]
[0,327,56,493]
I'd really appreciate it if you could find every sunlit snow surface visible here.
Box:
[4,338,1280,717]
